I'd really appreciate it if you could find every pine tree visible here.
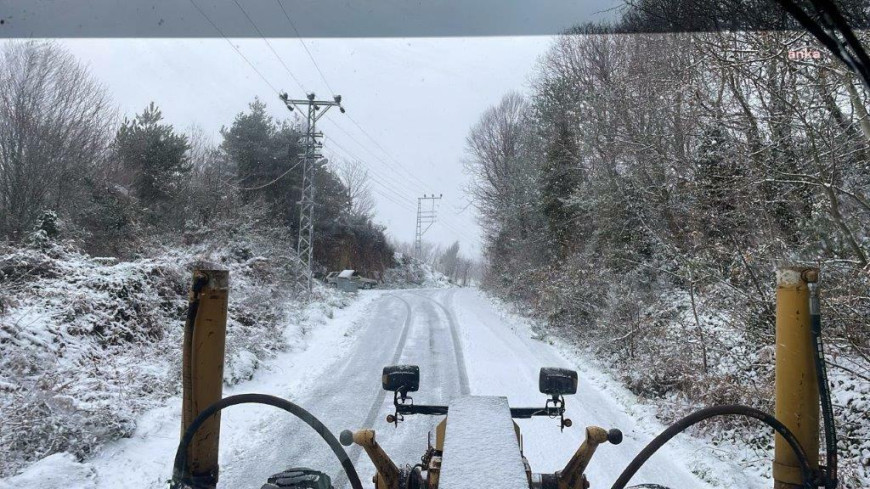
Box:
[693,124,747,242]
[221,99,279,192]
[540,120,582,257]
[114,102,190,220]
[220,99,303,224]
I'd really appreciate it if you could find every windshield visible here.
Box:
[0,2,868,489]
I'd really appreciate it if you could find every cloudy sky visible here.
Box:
[60,36,560,257]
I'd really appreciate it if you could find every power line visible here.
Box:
[415,194,442,258]
[322,141,418,206]
[233,160,302,191]
[324,137,477,244]
[231,0,306,93]
[274,0,336,95]
[269,0,438,195]
[319,120,437,198]
[188,0,280,95]
[323,141,474,243]
[371,187,417,209]
[320,119,430,194]
[319,132,414,193]
[326,143,476,246]
[344,114,439,192]
[280,93,345,291]
[188,2,478,249]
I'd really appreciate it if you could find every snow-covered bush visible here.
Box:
[382,252,452,288]
[0,224,328,477]
[485,271,870,486]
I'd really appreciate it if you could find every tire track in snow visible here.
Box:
[332,293,413,488]
[410,289,470,396]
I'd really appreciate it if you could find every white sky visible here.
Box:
[61,37,554,257]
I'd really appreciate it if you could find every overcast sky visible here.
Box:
[60,37,555,258]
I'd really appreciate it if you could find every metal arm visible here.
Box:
[558,426,622,489]
[340,429,401,489]
[393,403,566,419]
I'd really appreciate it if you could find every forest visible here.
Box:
[0,41,393,276]
[0,40,407,475]
[465,7,870,485]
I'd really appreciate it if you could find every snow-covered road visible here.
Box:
[3,288,758,489]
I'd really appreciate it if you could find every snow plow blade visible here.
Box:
[439,396,528,489]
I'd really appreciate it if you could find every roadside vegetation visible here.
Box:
[0,41,393,276]
[465,8,870,486]
[0,40,393,477]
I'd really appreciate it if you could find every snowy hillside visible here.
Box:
[484,287,870,487]
[0,229,354,478]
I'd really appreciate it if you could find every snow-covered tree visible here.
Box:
[114,102,190,224]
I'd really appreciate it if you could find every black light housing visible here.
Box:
[382,365,420,393]
[539,367,578,396]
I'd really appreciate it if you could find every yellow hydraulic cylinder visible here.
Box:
[559,426,609,489]
[345,429,401,489]
[773,266,819,489]
[181,269,229,489]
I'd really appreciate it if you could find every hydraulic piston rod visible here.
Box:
[773,266,820,489]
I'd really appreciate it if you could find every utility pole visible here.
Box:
[414,194,442,259]
[279,92,345,291]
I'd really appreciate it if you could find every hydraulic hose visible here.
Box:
[610,405,815,489]
[170,393,364,489]
[809,282,838,488]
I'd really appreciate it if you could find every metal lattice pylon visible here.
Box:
[414,194,442,259]
[280,92,344,291]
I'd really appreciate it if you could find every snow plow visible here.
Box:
[337,365,623,489]
[169,265,838,489]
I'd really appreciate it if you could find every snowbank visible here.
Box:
[0,231,352,478]
[381,252,453,288]
[479,288,870,488]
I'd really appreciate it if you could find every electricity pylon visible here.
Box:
[415,194,442,259]
[279,92,345,291]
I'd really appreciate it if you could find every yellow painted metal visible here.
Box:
[515,420,533,488]
[429,418,447,489]
[348,429,401,489]
[773,266,819,489]
[181,269,229,489]
[435,418,447,451]
[428,455,442,489]
[558,426,609,489]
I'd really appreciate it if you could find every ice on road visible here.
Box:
[2,288,756,489]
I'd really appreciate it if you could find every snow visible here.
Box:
[0,453,96,489]
[439,396,528,489]
[1,289,385,488]
[2,286,795,489]
[480,283,870,488]
[381,253,453,288]
[449,288,763,489]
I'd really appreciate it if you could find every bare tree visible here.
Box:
[335,159,376,219]
[0,41,114,240]
[464,91,539,239]
[439,241,461,280]
[183,124,238,225]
